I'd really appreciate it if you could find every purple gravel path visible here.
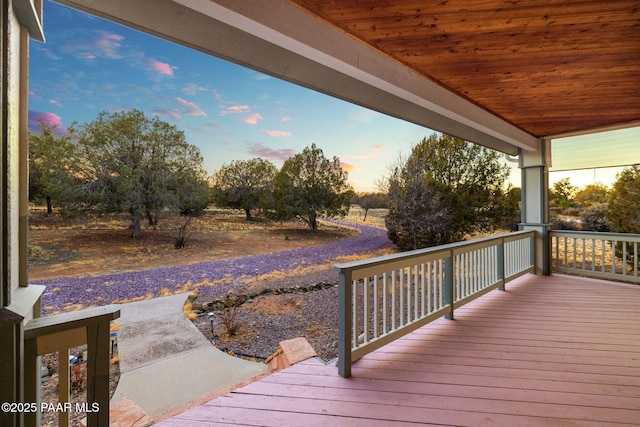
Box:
[35,220,392,315]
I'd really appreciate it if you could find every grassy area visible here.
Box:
[345,206,388,230]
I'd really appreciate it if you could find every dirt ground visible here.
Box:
[28,207,358,280]
[30,206,368,427]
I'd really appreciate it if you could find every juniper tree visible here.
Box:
[70,109,209,238]
[211,158,278,220]
[384,133,513,250]
[271,143,354,231]
[28,122,82,214]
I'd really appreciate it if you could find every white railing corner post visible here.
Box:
[531,233,536,272]
[336,267,352,378]
[86,320,111,426]
[23,336,41,427]
[444,256,454,320]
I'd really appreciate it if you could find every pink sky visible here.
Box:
[28,111,67,134]
[147,59,174,76]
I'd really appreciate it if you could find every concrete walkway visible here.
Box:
[111,293,267,421]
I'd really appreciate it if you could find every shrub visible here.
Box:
[580,203,611,232]
[564,207,581,217]
[174,216,193,249]
[607,165,640,234]
[219,308,242,336]
[70,363,86,395]
[551,215,580,231]
[183,296,199,322]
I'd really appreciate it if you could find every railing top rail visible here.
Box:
[550,230,640,241]
[24,305,120,339]
[334,230,534,273]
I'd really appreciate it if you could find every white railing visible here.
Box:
[334,230,534,377]
[23,305,120,427]
[551,230,640,284]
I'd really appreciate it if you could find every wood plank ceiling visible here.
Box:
[288,0,640,138]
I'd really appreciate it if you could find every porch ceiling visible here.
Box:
[288,0,640,139]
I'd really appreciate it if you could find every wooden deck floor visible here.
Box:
[155,274,640,426]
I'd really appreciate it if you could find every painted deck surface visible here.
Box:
[155,274,640,426]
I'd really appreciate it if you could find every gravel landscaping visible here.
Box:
[193,264,343,361]
[35,219,394,361]
[36,219,392,315]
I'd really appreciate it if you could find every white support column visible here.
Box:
[519,139,552,275]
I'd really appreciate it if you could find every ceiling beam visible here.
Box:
[55,0,540,154]
[547,120,640,140]
[14,0,45,42]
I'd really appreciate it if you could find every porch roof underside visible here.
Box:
[55,0,640,155]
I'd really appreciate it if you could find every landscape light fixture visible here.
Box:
[207,312,218,339]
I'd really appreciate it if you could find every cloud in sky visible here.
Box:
[342,143,391,162]
[63,31,124,60]
[340,162,359,173]
[262,130,291,138]
[220,105,250,115]
[244,113,263,125]
[182,83,207,95]
[281,116,292,122]
[60,29,178,82]
[76,52,96,60]
[94,31,125,59]
[176,97,199,109]
[28,111,67,134]
[33,44,61,61]
[176,97,206,116]
[245,142,296,162]
[147,59,174,76]
[151,109,181,120]
[49,99,62,107]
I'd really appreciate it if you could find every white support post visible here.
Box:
[444,257,454,320]
[519,139,552,275]
[336,268,352,378]
[497,242,505,291]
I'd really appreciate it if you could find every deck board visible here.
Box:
[155,274,640,426]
